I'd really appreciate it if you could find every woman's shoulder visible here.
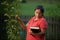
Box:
[40,17,47,22]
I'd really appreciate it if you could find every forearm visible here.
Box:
[31,32,45,36]
[16,15,27,30]
[37,28,47,36]
[37,32,45,36]
[18,18,27,30]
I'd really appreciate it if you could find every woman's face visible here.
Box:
[34,9,42,18]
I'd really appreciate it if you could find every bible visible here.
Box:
[30,27,41,33]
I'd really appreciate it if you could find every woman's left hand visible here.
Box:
[30,30,39,35]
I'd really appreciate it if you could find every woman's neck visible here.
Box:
[34,17,39,21]
[34,16,43,20]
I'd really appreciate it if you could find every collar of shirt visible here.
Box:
[33,16,43,22]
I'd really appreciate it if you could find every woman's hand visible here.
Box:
[29,29,38,35]
[15,15,21,21]
[15,15,18,18]
[15,15,23,24]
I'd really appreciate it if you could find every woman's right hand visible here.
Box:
[15,15,21,21]
[15,15,19,19]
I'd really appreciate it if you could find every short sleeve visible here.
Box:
[40,19,48,29]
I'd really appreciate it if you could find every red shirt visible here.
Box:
[26,16,48,40]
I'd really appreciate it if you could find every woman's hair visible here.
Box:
[34,5,44,13]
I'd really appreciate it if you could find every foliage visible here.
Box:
[0,0,21,40]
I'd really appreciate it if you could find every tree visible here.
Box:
[0,0,21,40]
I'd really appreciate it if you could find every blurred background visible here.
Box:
[0,0,60,40]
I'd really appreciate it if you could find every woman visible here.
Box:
[16,5,48,40]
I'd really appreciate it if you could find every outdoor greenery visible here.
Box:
[20,1,60,16]
[0,0,60,40]
[0,0,22,40]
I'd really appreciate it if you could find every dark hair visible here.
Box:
[34,5,44,13]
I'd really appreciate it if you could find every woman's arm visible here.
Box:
[30,28,47,36]
[16,15,27,30]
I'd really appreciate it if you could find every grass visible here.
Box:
[17,1,60,16]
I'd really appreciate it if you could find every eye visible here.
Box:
[36,12,40,14]
[35,11,39,13]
